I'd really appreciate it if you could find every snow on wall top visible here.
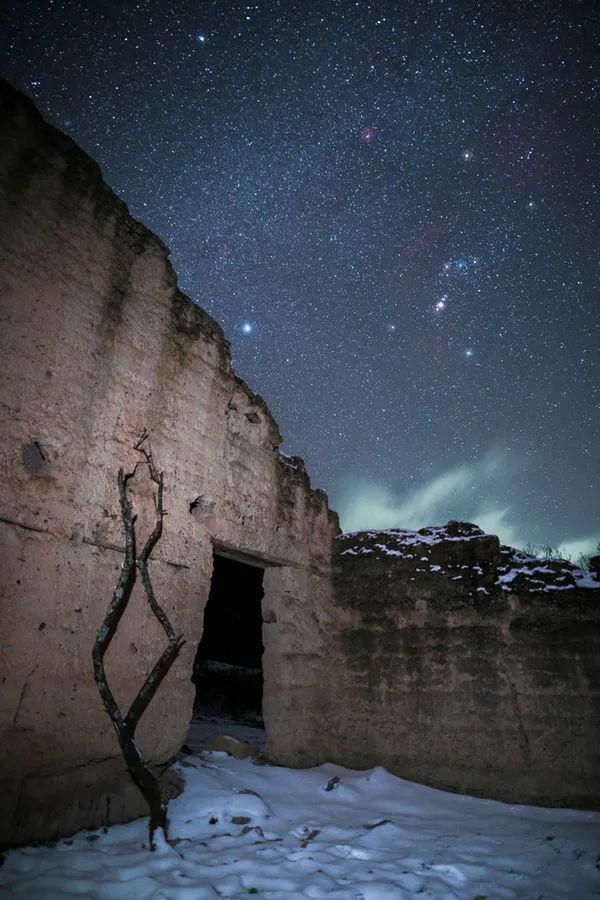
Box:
[336,521,599,594]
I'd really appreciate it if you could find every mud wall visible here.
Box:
[0,80,338,846]
[329,525,600,809]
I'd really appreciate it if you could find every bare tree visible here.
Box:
[92,431,185,849]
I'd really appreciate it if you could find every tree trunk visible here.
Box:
[92,431,185,849]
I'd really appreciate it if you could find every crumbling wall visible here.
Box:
[0,79,338,847]
[3,78,596,849]
[330,522,600,809]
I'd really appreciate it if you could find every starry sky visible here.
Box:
[2,1,599,554]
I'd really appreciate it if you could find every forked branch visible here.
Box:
[92,432,185,849]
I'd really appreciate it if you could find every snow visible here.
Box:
[279,454,302,471]
[338,524,600,593]
[341,526,486,548]
[497,565,555,586]
[572,570,600,589]
[495,563,599,592]
[373,543,403,557]
[2,751,599,899]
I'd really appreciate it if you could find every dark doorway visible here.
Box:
[191,553,265,723]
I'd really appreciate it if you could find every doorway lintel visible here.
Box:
[212,540,298,569]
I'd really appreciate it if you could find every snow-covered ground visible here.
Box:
[2,750,599,899]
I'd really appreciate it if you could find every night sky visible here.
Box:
[2,1,599,555]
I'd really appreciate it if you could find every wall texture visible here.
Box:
[330,523,600,809]
[0,79,339,847]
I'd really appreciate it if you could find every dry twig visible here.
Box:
[92,431,185,849]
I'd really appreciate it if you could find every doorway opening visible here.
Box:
[189,552,265,750]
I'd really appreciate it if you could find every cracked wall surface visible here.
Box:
[330,523,600,808]
[0,79,339,847]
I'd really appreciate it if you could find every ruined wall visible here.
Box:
[0,80,338,846]
[3,80,597,851]
[329,523,600,809]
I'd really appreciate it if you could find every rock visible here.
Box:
[589,556,600,580]
[429,534,501,566]
[251,754,270,766]
[207,735,256,759]
[444,520,485,538]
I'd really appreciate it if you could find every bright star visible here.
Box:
[360,126,376,143]
[195,31,207,44]
[462,149,474,161]
[436,300,446,311]
[241,322,253,334]
[464,348,474,357]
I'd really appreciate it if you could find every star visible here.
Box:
[359,126,376,144]
[241,322,253,334]
[462,149,474,161]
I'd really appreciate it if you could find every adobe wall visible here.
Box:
[2,79,598,850]
[330,523,600,809]
[0,80,339,847]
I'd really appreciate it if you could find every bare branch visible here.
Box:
[126,634,186,727]
[92,433,185,850]
[134,440,176,642]
[92,468,137,734]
